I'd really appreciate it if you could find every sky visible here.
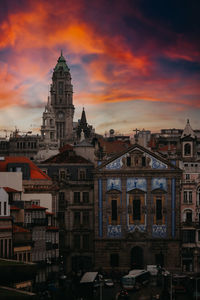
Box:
[0,0,199,136]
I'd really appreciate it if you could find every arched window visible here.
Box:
[184,143,191,156]
[184,209,193,223]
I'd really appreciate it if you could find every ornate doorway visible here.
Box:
[131,246,144,269]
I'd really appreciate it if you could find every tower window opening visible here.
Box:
[184,143,191,156]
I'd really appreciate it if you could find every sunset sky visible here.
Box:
[0,0,199,136]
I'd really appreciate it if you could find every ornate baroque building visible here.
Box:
[94,143,182,273]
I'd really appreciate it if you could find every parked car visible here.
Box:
[104,278,114,287]
[118,289,129,299]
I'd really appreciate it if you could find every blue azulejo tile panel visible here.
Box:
[107,225,122,237]
[107,178,121,191]
[151,178,167,191]
[127,178,147,192]
[146,154,167,169]
[128,225,146,232]
[152,225,167,238]
[106,154,128,170]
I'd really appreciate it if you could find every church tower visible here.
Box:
[50,51,74,146]
[181,119,196,159]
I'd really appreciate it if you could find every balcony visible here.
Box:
[181,221,197,228]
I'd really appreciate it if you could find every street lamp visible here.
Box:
[98,274,103,300]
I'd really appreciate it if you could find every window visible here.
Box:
[182,230,195,243]
[83,211,89,226]
[142,156,146,167]
[112,199,118,221]
[127,156,131,166]
[74,192,80,204]
[74,235,80,249]
[83,192,89,203]
[74,212,80,226]
[186,174,190,180]
[60,170,66,180]
[184,143,191,156]
[4,239,7,258]
[110,253,119,267]
[183,191,192,204]
[59,192,65,211]
[133,197,141,220]
[58,81,63,95]
[0,240,3,257]
[156,197,162,221]
[50,132,54,140]
[4,202,7,215]
[83,235,90,250]
[79,169,86,180]
[185,211,192,223]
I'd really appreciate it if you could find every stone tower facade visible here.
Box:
[42,52,75,147]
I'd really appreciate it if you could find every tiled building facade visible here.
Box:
[94,144,182,273]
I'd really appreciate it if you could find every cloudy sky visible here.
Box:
[0,0,199,136]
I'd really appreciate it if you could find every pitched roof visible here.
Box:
[10,205,20,211]
[25,204,47,210]
[3,187,21,193]
[0,156,51,180]
[59,143,73,153]
[46,226,59,231]
[97,143,181,171]
[181,119,196,139]
[42,149,91,164]
[13,225,30,233]
[98,138,131,155]
[46,211,54,215]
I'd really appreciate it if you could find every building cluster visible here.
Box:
[0,53,200,282]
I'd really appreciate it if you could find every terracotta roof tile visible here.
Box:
[0,156,51,180]
[10,205,20,210]
[42,149,91,164]
[46,226,59,231]
[13,225,30,233]
[25,204,47,210]
[98,138,130,155]
[3,187,21,193]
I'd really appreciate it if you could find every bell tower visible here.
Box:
[50,51,74,146]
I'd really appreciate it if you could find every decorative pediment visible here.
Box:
[151,188,167,194]
[127,188,146,194]
[103,144,169,171]
[106,189,121,194]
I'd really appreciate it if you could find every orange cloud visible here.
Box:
[0,63,26,108]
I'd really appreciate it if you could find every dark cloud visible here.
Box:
[157,57,200,77]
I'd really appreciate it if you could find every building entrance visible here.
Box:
[131,246,144,269]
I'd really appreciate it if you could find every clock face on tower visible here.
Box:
[58,111,64,120]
